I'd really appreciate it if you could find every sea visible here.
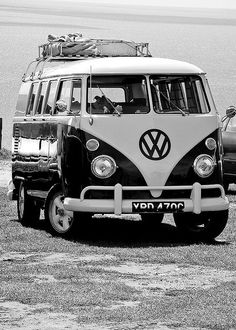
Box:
[1,0,236,149]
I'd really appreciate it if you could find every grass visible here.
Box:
[0,186,236,329]
[0,148,11,160]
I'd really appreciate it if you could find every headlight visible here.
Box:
[193,154,215,178]
[91,155,117,179]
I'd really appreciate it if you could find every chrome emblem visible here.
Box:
[139,129,171,160]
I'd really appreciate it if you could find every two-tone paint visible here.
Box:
[10,57,228,222]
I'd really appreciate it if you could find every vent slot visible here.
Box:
[13,126,20,154]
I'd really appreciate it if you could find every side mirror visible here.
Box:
[222,105,236,123]
[55,99,67,113]
[226,105,236,118]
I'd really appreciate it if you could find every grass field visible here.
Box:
[0,170,235,329]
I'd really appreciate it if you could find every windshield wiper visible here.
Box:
[158,90,187,116]
[97,85,122,116]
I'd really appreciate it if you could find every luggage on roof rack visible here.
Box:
[22,34,151,81]
[40,36,151,58]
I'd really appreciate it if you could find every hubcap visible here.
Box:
[50,194,73,233]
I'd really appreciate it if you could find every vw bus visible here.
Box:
[8,38,229,240]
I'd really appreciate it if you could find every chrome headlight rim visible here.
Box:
[193,154,215,178]
[91,155,117,179]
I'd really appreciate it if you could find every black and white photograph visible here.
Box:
[0,0,235,329]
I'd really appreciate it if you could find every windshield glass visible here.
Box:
[150,75,210,114]
[87,75,149,115]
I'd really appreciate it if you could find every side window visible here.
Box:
[71,80,81,114]
[54,80,72,115]
[35,81,48,115]
[43,80,57,115]
[195,80,209,114]
[15,82,31,116]
[26,82,39,115]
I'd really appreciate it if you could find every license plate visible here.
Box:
[132,201,185,213]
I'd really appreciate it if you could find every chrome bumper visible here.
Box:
[64,182,229,215]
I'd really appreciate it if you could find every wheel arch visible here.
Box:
[44,183,62,208]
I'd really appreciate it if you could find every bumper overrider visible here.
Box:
[64,182,229,215]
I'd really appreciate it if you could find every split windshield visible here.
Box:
[87,75,209,115]
[87,75,149,115]
[150,75,209,114]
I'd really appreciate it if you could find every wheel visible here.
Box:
[45,189,77,237]
[141,213,164,227]
[173,210,228,241]
[17,181,40,225]
[44,189,92,237]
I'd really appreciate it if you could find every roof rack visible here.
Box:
[22,38,152,81]
[40,38,151,58]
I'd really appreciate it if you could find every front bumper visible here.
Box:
[64,182,229,215]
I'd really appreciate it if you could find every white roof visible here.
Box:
[40,57,205,78]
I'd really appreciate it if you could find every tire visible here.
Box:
[45,186,93,237]
[173,210,228,241]
[45,189,77,237]
[141,213,164,227]
[17,181,40,225]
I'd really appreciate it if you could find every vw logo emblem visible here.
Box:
[139,129,171,160]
